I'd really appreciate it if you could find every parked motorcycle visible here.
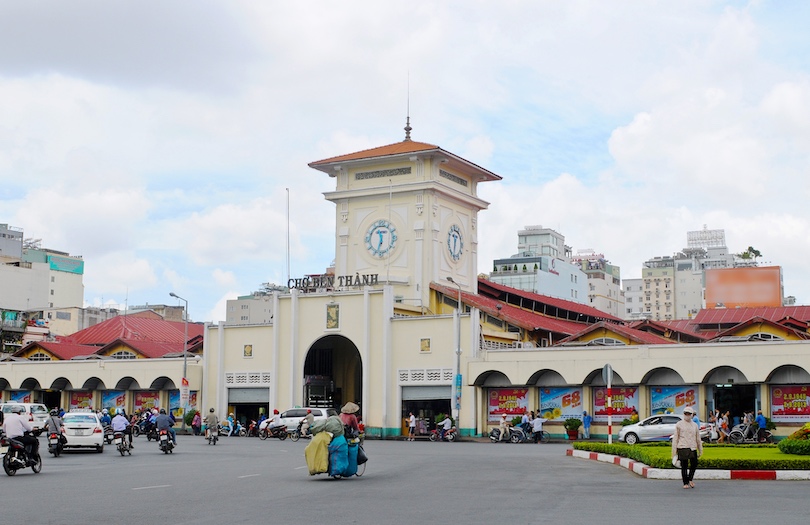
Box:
[258,424,288,441]
[429,426,458,442]
[47,432,65,457]
[2,430,43,476]
[489,426,528,443]
[114,431,132,456]
[158,429,174,454]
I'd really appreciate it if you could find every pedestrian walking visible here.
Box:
[408,412,416,441]
[582,410,592,439]
[672,406,702,489]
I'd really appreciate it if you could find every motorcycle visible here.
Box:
[206,426,218,445]
[103,424,114,445]
[114,431,132,456]
[429,426,458,442]
[489,426,529,443]
[289,420,312,442]
[258,424,288,441]
[158,429,174,454]
[132,417,153,438]
[2,430,43,476]
[246,420,259,437]
[47,432,65,457]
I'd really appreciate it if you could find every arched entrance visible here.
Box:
[303,335,362,412]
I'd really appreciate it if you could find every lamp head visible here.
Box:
[169,292,178,298]
[446,276,455,283]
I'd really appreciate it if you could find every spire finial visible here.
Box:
[404,72,412,141]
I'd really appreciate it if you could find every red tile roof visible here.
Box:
[693,306,810,326]
[430,282,588,336]
[15,342,98,360]
[101,339,186,358]
[707,317,810,341]
[478,278,624,322]
[560,321,675,345]
[62,316,204,346]
[308,140,502,181]
[309,140,441,165]
[628,319,713,341]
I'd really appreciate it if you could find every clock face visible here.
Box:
[365,219,397,257]
[447,224,463,261]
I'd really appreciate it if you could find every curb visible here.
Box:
[566,449,810,480]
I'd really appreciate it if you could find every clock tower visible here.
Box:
[308,123,501,309]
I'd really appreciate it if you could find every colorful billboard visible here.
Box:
[539,387,583,422]
[593,387,639,422]
[704,266,782,309]
[70,391,93,410]
[770,385,810,422]
[169,390,198,419]
[649,386,698,415]
[134,391,161,413]
[487,388,529,423]
[101,391,126,412]
[10,391,32,404]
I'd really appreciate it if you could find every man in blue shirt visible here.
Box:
[755,410,768,442]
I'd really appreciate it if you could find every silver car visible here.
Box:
[618,414,710,445]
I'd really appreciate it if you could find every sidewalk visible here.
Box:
[567,448,810,480]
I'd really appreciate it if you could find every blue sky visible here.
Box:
[1,1,809,321]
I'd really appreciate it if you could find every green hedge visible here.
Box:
[573,441,810,470]
[778,439,810,456]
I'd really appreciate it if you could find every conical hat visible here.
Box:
[341,402,360,414]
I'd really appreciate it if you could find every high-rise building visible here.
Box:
[571,250,624,318]
[489,226,587,303]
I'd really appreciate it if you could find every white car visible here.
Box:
[275,407,338,431]
[0,403,49,431]
[618,414,710,445]
[62,411,105,452]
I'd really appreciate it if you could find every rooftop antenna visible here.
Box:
[404,72,412,141]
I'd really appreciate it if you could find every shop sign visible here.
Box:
[593,387,638,422]
[134,391,161,413]
[101,391,126,412]
[10,391,32,404]
[539,387,582,421]
[650,386,698,415]
[771,385,810,422]
[488,388,528,423]
[69,391,93,410]
[288,273,379,290]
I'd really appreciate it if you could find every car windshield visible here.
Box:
[31,406,48,414]
[64,414,97,424]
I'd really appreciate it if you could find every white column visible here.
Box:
[362,286,370,423]
[289,289,299,407]
[271,292,280,412]
[217,321,225,416]
[382,285,394,435]
[202,322,211,411]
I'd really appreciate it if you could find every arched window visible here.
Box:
[29,351,52,361]
[110,350,137,360]
[749,332,784,342]
[588,337,625,346]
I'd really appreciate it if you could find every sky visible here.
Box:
[1,1,809,322]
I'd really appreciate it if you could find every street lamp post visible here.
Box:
[169,292,189,433]
[446,277,462,438]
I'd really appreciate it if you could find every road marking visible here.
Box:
[238,474,261,478]
[294,466,307,470]
[132,484,172,490]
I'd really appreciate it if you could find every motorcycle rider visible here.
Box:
[301,409,315,436]
[437,413,453,440]
[154,408,177,446]
[100,408,112,427]
[205,408,219,439]
[43,408,66,446]
[2,405,39,462]
[112,408,134,448]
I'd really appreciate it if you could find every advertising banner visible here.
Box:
[70,391,93,410]
[770,385,810,422]
[593,387,639,422]
[649,386,698,415]
[134,391,161,413]
[539,387,583,422]
[487,388,529,423]
[169,390,198,419]
[10,391,32,404]
[101,391,126,412]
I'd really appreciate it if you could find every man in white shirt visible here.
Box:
[408,412,416,441]
[532,414,546,443]
[111,410,133,448]
[2,405,39,459]
[498,413,510,442]
[437,414,453,440]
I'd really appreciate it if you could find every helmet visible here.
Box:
[10,405,24,414]
[159,408,166,414]
[210,408,215,413]
[102,409,108,414]
[273,409,279,414]
[50,409,58,416]
[307,409,312,414]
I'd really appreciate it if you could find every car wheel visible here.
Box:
[624,433,639,445]
[96,445,104,453]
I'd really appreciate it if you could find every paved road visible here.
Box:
[2,435,806,523]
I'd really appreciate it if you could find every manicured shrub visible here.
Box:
[778,439,810,456]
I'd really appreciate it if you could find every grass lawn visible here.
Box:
[573,442,810,470]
